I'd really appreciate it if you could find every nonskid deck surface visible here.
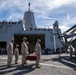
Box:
[0,54,76,75]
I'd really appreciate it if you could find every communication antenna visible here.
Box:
[28,2,30,11]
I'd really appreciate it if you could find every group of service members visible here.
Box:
[7,37,41,68]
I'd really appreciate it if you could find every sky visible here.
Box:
[0,0,76,32]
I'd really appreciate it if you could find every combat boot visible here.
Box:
[36,64,41,68]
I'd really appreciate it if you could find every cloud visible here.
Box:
[59,13,76,32]
[0,0,76,32]
[0,0,76,18]
[62,13,76,26]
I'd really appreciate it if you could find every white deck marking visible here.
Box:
[0,56,76,70]
[40,63,76,69]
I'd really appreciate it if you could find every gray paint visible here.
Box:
[0,10,63,51]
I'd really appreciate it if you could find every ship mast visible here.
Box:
[28,2,30,11]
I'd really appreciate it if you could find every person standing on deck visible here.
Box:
[35,39,41,68]
[7,38,14,68]
[21,37,28,67]
[14,44,19,64]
